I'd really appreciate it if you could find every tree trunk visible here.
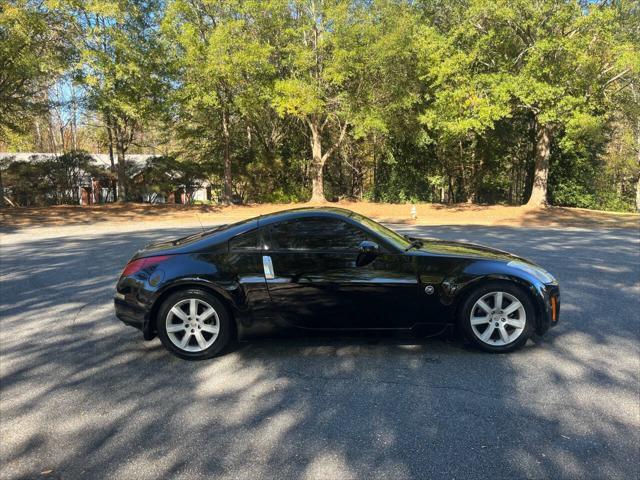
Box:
[447,174,454,204]
[309,121,326,202]
[636,137,640,212]
[116,138,127,202]
[35,120,43,151]
[372,134,378,202]
[526,122,552,207]
[106,117,116,202]
[636,123,640,212]
[60,126,66,152]
[221,108,232,204]
[48,118,58,154]
[468,136,480,203]
[69,83,78,151]
[0,167,4,208]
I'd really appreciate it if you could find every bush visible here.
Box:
[262,188,306,203]
[550,181,596,209]
[551,180,635,212]
[1,151,109,206]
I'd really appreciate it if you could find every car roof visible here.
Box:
[256,207,355,226]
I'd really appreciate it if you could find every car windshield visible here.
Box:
[350,212,412,250]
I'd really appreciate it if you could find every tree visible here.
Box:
[273,0,376,202]
[2,0,638,212]
[66,0,168,202]
[164,0,276,203]
[417,0,638,207]
[138,155,208,202]
[609,0,640,211]
[336,0,423,201]
[415,10,512,203]
[0,1,72,140]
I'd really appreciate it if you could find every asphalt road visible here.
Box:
[1,223,638,480]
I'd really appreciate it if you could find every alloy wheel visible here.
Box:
[470,291,526,347]
[165,298,220,352]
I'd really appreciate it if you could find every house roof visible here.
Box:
[0,152,154,172]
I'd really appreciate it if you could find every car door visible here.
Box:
[262,217,419,329]
[225,227,273,324]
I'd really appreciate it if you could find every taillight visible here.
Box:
[121,255,171,277]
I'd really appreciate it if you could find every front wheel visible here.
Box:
[460,282,534,353]
[157,289,232,360]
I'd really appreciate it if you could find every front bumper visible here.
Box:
[537,283,560,334]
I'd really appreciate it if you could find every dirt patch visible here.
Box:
[1,201,638,230]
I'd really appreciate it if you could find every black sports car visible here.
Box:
[114,207,560,359]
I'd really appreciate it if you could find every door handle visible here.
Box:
[262,255,275,279]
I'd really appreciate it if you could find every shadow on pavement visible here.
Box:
[1,225,638,479]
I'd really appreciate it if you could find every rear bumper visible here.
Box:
[114,295,155,340]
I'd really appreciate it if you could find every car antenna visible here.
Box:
[195,214,205,232]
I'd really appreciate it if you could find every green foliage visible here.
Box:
[550,115,638,212]
[69,0,168,125]
[551,180,596,209]
[2,0,639,211]
[137,155,209,201]
[0,1,73,139]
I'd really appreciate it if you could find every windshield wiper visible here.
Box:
[404,239,423,252]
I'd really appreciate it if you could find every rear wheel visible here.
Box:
[460,282,534,353]
[157,289,231,360]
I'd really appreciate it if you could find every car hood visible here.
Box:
[410,237,530,264]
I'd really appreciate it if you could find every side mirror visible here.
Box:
[359,240,379,255]
[357,241,379,267]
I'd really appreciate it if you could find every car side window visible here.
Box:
[266,218,370,251]
[229,229,260,251]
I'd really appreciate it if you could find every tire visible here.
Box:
[459,282,534,353]
[156,288,232,360]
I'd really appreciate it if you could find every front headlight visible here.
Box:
[507,260,556,284]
